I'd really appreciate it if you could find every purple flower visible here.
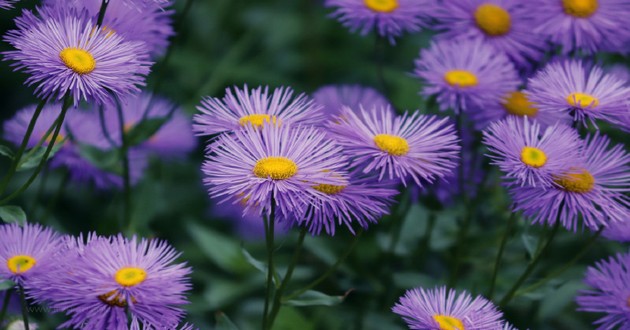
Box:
[431,0,547,69]
[2,6,151,105]
[509,133,630,231]
[0,223,62,287]
[194,85,324,136]
[44,0,175,57]
[202,124,347,220]
[531,0,630,54]
[324,0,428,43]
[33,235,192,329]
[291,170,399,235]
[327,106,460,187]
[526,59,630,129]
[577,252,630,329]
[0,0,17,9]
[312,84,390,120]
[483,117,581,187]
[602,219,630,243]
[392,286,504,330]
[414,38,520,113]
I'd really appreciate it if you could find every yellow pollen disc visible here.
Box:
[562,0,598,18]
[567,92,599,108]
[7,255,36,274]
[553,168,595,193]
[374,134,409,156]
[474,3,512,36]
[238,114,279,128]
[520,146,547,168]
[59,48,96,75]
[444,70,479,88]
[364,0,399,13]
[114,267,147,287]
[433,315,466,330]
[502,91,539,117]
[253,157,298,180]
[98,290,131,308]
[313,184,346,195]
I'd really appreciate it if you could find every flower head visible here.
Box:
[327,106,460,187]
[392,286,504,329]
[324,0,428,43]
[3,6,151,105]
[312,84,390,120]
[431,0,547,69]
[483,117,581,187]
[577,251,630,329]
[0,223,62,287]
[526,60,630,129]
[194,85,324,136]
[509,133,630,231]
[202,124,347,219]
[414,38,520,113]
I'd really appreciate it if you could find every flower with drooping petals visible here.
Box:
[313,84,391,120]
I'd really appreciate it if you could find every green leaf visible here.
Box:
[537,281,585,321]
[0,145,14,159]
[215,312,240,330]
[76,143,122,175]
[284,290,348,307]
[0,205,26,225]
[125,117,169,147]
[0,279,15,291]
[186,222,252,274]
[17,141,65,171]
[521,233,537,259]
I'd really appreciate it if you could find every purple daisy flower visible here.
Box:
[194,85,325,136]
[292,170,399,236]
[483,117,581,187]
[203,124,347,220]
[324,0,428,43]
[531,0,630,54]
[414,38,520,113]
[327,106,460,187]
[0,223,62,287]
[526,59,630,129]
[2,6,151,105]
[34,234,192,329]
[509,133,630,231]
[602,219,630,243]
[44,0,175,57]
[577,251,630,329]
[312,84,390,120]
[431,0,547,69]
[392,286,504,330]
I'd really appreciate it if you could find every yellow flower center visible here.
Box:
[474,3,512,36]
[444,70,479,88]
[253,157,298,180]
[520,146,547,168]
[238,114,279,128]
[553,168,595,193]
[567,93,599,108]
[59,48,96,75]
[7,255,37,274]
[433,315,466,330]
[374,134,409,156]
[114,267,147,287]
[502,91,539,117]
[562,0,598,18]
[364,0,399,13]
[313,184,346,195]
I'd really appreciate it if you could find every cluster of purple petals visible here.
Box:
[0,0,17,10]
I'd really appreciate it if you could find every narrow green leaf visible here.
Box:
[0,145,14,159]
[0,280,15,291]
[284,290,348,307]
[0,205,26,225]
[126,117,169,147]
[215,312,240,330]
[17,141,65,171]
[241,247,279,285]
[186,222,251,274]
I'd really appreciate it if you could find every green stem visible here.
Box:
[267,227,307,329]
[516,227,603,297]
[18,285,29,330]
[489,212,517,299]
[0,98,47,196]
[499,221,561,307]
[0,96,72,205]
[0,289,11,326]
[262,198,276,330]
[115,101,132,233]
[283,231,361,302]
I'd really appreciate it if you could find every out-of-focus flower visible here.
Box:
[312,84,390,120]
